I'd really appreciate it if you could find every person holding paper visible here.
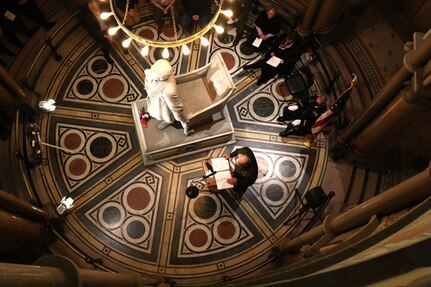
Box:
[115,0,141,28]
[243,32,303,85]
[278,94,327,137]
[225,0,252,46]
[244,6,281,52]
[223,147,258,194]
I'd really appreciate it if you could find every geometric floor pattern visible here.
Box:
[32,3,331,285]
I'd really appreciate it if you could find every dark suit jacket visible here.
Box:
[181,0,211,17]
[81,6,107,45]
[230,147,258,191]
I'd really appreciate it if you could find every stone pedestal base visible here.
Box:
[132,99,235,165]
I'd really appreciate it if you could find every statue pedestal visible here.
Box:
[131,99,235,165]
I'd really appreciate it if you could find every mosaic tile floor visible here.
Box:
[24,1,405,285]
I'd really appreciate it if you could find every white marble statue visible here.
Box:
[144,59,191,135]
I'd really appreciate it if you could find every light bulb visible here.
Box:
[200,37,209,46]
[214,25,224,34]
[141,46,149,56]
[222,10,233,18]
[100,12,112,20]
[182,44,190,55]
[108,26,120,36]
[162,47,169,59]
[122,38,132,48]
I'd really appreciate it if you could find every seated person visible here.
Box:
[223,147,258,194]
[115,0,140,28]
[278,94,327,137]
[6,0,55,30]
[151,0,176,34]
[180,0,211,36]
[243,32,303,85]
[244,6,281,52]
[225,0,252,46]
[82,1,114,64]
[144,59,191,136]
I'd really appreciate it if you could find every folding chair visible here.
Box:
[282,65,315,103]
[283,186,335,235]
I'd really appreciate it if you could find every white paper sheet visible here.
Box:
[252,37,262,48]
[266,56,282,67]
[4,10,16,21]
[211,157,234,189]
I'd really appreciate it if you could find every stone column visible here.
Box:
[312,0,347,36]
[280,161,431,253]
[0,256,165,287]
[0,189,50,221]
[0,208,44,253]
[297,0,322,36]
[0,262,68,287]
[0,66,39,116]
[339,29,431,153]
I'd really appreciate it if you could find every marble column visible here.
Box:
[339,29,431,154]
[0,262,68,287]
[280,161,431,253]
[0,66,39,116]
[0,189,50,221]
[312,0,347,35]
[0,208,44,253]
[0,256,165,287]
[297,0,322,36]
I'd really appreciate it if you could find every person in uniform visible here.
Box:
[278,94,327,137]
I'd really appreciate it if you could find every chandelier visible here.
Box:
[100,0,232,58]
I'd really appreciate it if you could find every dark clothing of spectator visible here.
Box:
[81,5,113,64]
[245,9,281,52]
[243,34,304,85]
[6,0,54,29]
[0,2,34,46]
[227,0,252,45]
[181,0,211,34]
[115,0,139,11]
[115,0,140,27]
[229,147,258,193]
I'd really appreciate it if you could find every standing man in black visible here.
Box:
[223,147,258,194]
[226,0,252,46]
[6,0,55,30]
[82,1,114,65]
[180,0,212,36]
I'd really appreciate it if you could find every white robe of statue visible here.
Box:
[144,59,190,135]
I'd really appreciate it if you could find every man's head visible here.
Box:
[145,59,173,82]
[237,154,251,167]
[279,32,298,50]
[88,0,101,15]
[316,95,327,105]
[267,7,277,19]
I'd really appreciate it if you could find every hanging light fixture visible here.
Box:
[101,0,232,57]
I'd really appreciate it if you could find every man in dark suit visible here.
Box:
[243,32,304,85]
[245,6,281,52]
[6,0,55,30]
[82,1,114,65]
[223,147,258,194]
[278,94,327,137]
[226,0,252,46]
[180,0,211,35]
